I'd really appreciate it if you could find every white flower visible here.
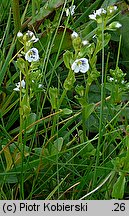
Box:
[89,13,96,20]
[71,31,78,38]
[109,77,114,82]
[25,48,39,62]
[66,5,76,16]
[108,21,122,30]
[13,80,25,91]
[96,8,106,16]
[38,84,43,88]
[89,8,106,20]
[113,6,117,11]
[121,80,125,84]
[17,31,23,37]
[26,30,39,43]
[115,22,122,28]
[26,30,33,37]
[82,40,89,46]
[71,58,89,73]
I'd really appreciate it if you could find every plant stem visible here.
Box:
[93,19,105,191]
[18,71,23,145]
[98,20,105,157]
[81,78,90,142]
[82,106,87,142]
[59,89,67,108]
[116,35,122,68]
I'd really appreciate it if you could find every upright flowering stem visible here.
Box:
[11,0,21,50]
[82,107,87,142]
[116,35,122,68]
[82,81,90,142]
[93,19,105,189]
[18,71,23,145]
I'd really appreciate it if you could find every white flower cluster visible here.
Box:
[70,31,90,73]
[89,8,106,20]
[108,77,125,84]
[17,30,40,63]
[17,30,39,43]
[89,6,118,21]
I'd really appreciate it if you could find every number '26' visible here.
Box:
[113,203,125,211]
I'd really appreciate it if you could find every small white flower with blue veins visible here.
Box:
[25,48,39,62]
[71,58,89,73]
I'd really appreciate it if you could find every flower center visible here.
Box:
[29,50,36,58]
[77,60,83,66]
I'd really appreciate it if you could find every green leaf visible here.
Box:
[63,50,73,69]
[51,137,63,155]
[49,87,59,109]
[75,85,85,97]
[78,130,96,157]
[23,113,37,133]
[96,33,111,54]
[20,95,31,117]
[79,43,95,58]
[64,70,76,91]
[16,58,27,76]
[112,174,125,199]
[61,108,72,115]
[83,103,95,120]
[116,11,129,72]
[2,146,13,171]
